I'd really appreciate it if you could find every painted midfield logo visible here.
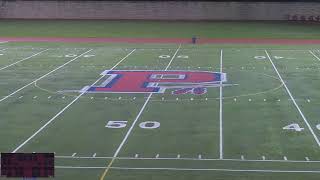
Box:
[78,70,230,95]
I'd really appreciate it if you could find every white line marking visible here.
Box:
[110,167,320,173]
[265,50,320,147]
[12,49,135,153]
[271,49,311,52]
[0,49,93,104]
[309,50,320,61]
[108,44,181,164]
[52,166,320,173]
[219,49,223,160]
[55,155,320,163]
[164,46,180,71]
[55,166,101,169]
[112,93,152,156]
[0,49,49,71]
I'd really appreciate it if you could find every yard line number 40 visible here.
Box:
[106,121,160,129]
[283,123,320,132]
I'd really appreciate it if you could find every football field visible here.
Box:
[1,42,320,179]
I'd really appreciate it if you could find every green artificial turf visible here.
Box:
[1,42,320,180]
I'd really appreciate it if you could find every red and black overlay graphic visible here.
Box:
[1,153,54,178]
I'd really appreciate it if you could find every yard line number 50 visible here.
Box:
[106,121,160,129]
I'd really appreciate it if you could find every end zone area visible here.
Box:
[0,42,320,180]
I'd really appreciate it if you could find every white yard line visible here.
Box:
[309,50,320,61]
[109,50,136,70]
[270,49,312,52]
[112,45,180,158]
[219,49,223,159]
[0,49,49,71]
[57,166,106,169]
[164,47,180,70]
[55,155,320,163]
[55,166,320,173]
[12,49,136,153]
[265,50,320,147]
[99,44,181,180]
[0,49,93,103]
[112,93,153,158]
[110,167,320,173]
